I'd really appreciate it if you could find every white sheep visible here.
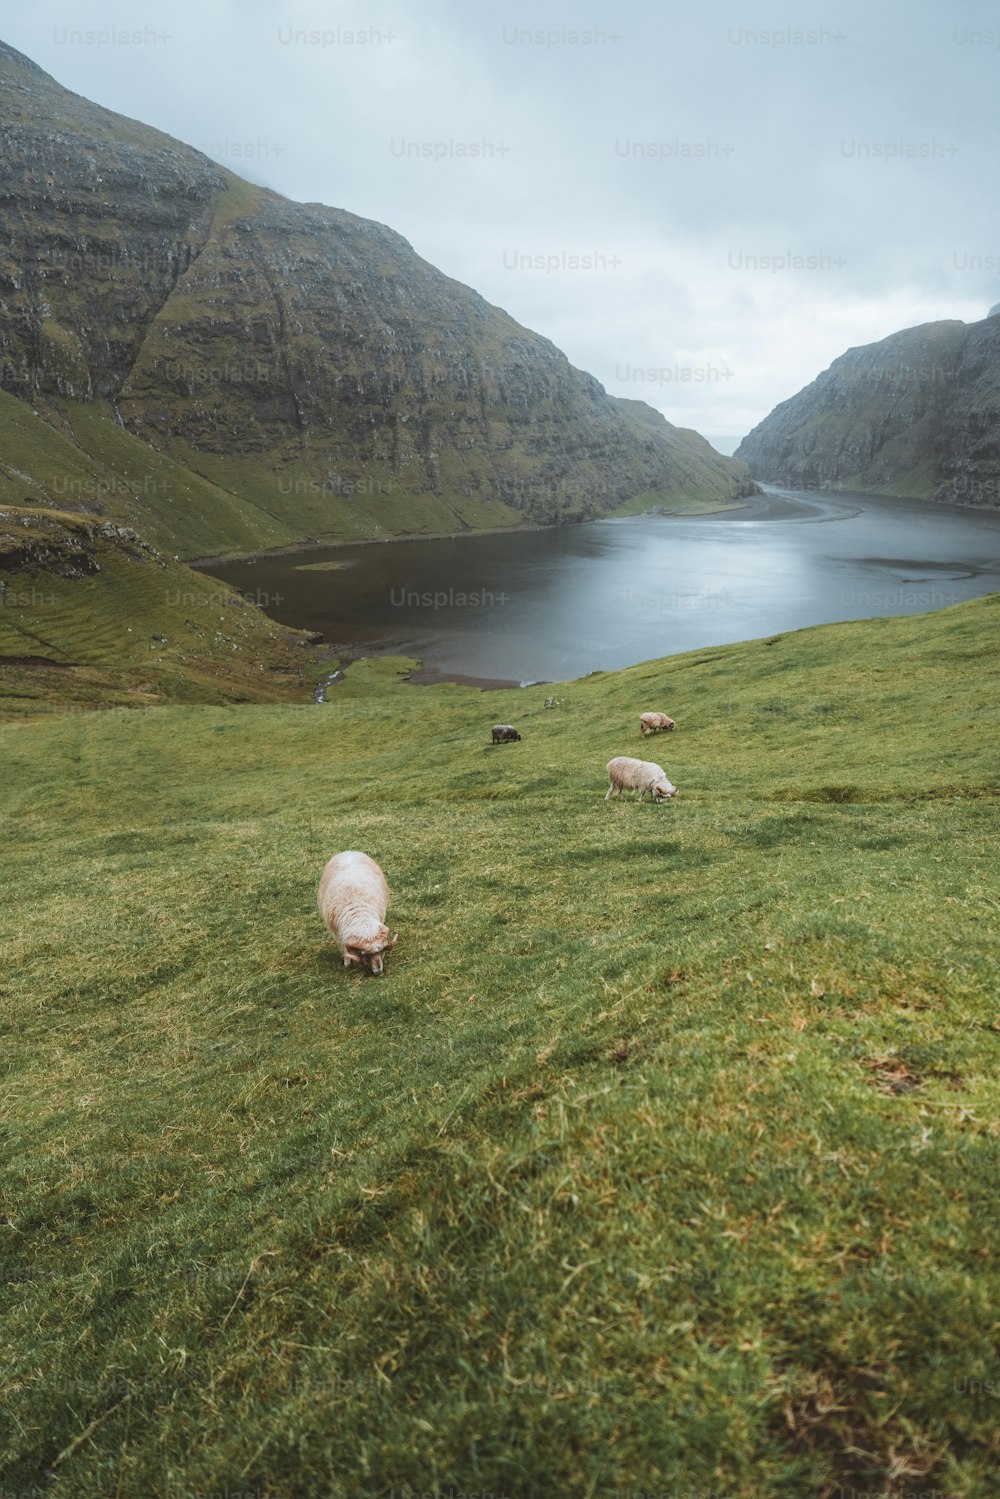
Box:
[639,711,676,736]
[317,851,398,975]
[605,756,677,803]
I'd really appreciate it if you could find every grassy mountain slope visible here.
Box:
[0,40,755,558]
[736,314,1000,507]
[0,497,312,713]
[2,596,998,1496]
[0,388,299,556]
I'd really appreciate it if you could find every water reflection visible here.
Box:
[205,487,1000,683]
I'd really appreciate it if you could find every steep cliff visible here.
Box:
[0,40,754,557]
[735,314,1000,507]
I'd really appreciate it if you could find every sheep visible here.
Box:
[491,724,522,743]
[639,711,676,737]
[317,850,398,975]
[605,756,677,803]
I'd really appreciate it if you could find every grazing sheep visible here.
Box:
[639,711,676,737]
[317,850,398,976]
[605,756,677,803]
[491,724,522,743]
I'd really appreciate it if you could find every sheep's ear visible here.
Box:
[387,933,399,949]
[344,949,362,965]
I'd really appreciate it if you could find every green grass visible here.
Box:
[0,389,297,558]
[2,599,999,1496]
[0,507,316,715]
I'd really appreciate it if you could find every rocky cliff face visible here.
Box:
[0,40,753,554]
[735,315,1000,508]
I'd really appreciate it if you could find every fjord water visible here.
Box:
[207,487,1000,683]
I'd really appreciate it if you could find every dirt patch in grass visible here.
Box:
[863,1055,923,1094]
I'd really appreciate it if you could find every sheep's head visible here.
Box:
[653,781,677,801]
[345,929,399,975]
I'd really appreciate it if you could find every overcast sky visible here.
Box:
[6,0,999,444]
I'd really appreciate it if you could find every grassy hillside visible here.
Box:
[2,597,999,1497]
[0,388,745,566]
[0,388,299,557]
[0,503,313,713]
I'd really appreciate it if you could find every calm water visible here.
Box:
[205,486,1000,684]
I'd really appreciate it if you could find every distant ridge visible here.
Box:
[736,314,1000,508]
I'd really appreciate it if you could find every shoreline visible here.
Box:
[189,483,919,571]
[188,518,547,570]
[403,666,527,691]
[186,493,760,570]
[185,483,979,571]
[196,483,1000,698]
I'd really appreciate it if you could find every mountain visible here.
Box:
[0,40,754,561]
[735,313,1000,507]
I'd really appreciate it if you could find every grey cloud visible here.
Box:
[8,0,998,443]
